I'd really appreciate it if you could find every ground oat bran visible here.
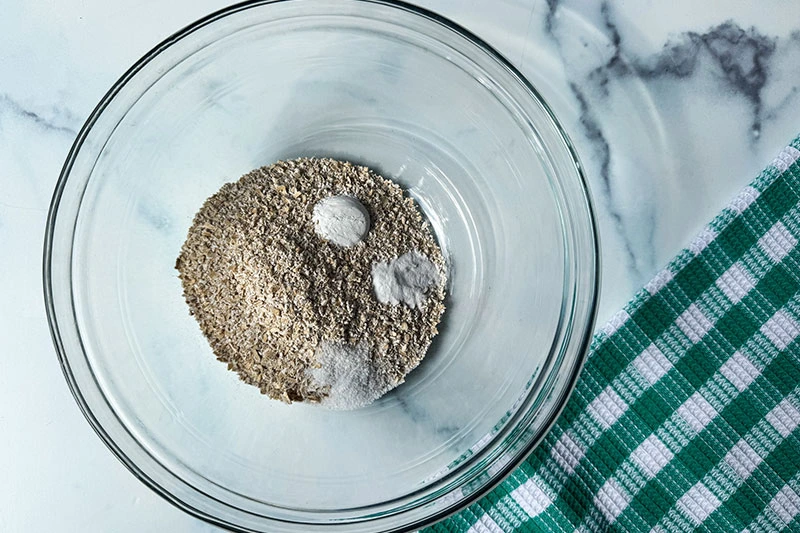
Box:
[176,158,446,404]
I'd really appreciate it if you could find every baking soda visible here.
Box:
[372,251,440,309]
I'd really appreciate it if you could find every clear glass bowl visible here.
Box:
[43,1,599,531]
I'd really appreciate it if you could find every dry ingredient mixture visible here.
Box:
[176,158,446,409]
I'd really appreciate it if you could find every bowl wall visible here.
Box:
[45,1,598,531]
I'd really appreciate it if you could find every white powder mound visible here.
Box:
[371,250,440,309]
[308,341,394,410]
[312,195,370,247]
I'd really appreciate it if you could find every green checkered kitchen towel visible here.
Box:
[428,135,800,532]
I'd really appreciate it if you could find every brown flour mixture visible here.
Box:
[176,158,446,405]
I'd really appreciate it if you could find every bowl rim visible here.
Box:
[43,0,600,531]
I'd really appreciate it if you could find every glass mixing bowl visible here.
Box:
[44,0,599,531]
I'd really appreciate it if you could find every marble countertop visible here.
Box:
[2,0,799,531]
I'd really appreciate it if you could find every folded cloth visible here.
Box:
[428,135,800,532]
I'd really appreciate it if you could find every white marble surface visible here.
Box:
[2,0,799,531]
